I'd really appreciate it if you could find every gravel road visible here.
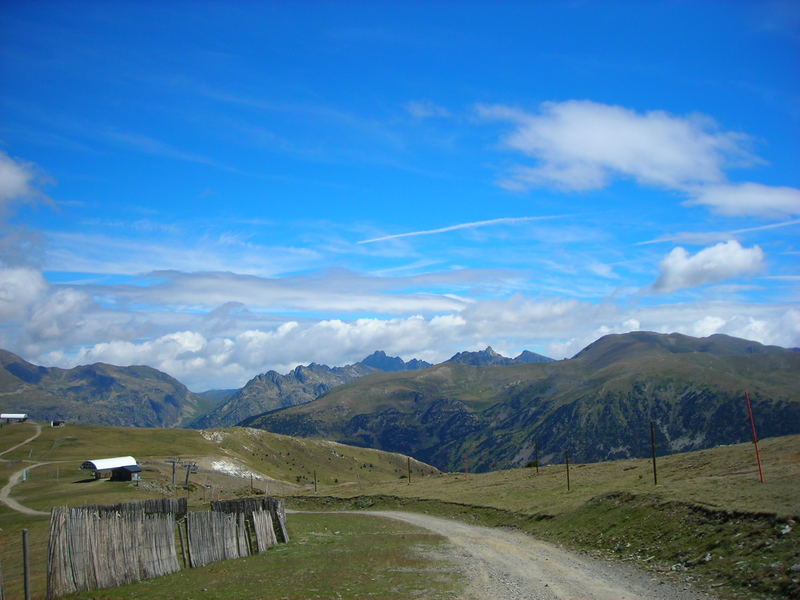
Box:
[0,462,50,516]
[0,423,51,516]
[367,510,716,600]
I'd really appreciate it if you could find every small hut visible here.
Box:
[1,413,28,423]
[81,456,141,481]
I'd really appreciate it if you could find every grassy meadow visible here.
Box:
[1,421,798,599]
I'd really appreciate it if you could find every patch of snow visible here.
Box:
[201,430,228,443]
[209,459,265,480]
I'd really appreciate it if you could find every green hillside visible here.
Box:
[243,332,800,471]
[0,350,208,427]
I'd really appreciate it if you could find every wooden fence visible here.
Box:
[46,501,181,599]
[46,497,287,599]
[211,496,289,543]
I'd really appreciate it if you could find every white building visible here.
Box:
[1,413,28,423]
[81,456,141,481]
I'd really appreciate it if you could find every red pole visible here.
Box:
[745,392,765,483]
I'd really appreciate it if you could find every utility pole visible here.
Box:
[184,462,197,488]
[166,458,180,487]
[650,421,658,485]
[745,392,765,483]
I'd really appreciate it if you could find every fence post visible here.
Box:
[407,457,411,485]
[23,529,30,600]
[178,519,189,569]
[534,440,539,475]
[565,451,570,492]
[313,470,317,493]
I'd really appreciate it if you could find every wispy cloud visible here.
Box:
[358,216,562,244]
[103,130,239,172]
[638,218,800,245]
[405,100,451,119]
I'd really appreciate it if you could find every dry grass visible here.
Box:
[312,434,800,518]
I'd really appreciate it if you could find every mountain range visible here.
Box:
[193,347,553,428]
[192,351,432,428]
[241,332,800,471]
[0,349,205,427]
[3,333,798,473]
[0,348,435,428]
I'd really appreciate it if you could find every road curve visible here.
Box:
[0,462,50,516]
[0,423,42,457]
[0,423,50,516]
[366,510,715,600]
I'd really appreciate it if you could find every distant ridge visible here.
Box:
[193,350,432,429]
[447,346,554,366]
[243,331,800,472]
[0,349,204,427]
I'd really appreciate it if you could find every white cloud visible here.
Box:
[0,267,48,320]
[25,291,800,390]
[652,240,765,293]
[27,288,93,342]
[477,100,751,191]
[0,152,50,217]
[687,182,800,218]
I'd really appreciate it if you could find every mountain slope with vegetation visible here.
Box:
[0,350,205,427]
[193,351,432,429]
[243,332,800,471]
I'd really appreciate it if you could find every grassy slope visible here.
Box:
[70,513,462,600]
[2,422,799,599]
[0,422,438,599]
[289,434,800,599]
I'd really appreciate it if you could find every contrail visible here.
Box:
[358,215,563,244]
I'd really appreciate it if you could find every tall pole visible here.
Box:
[407,457,411,485]
[534,440,539,475]
[565,451,570,492]
[650,421,658,486]
[745,392,765,483]
[313,470,317,493]
[22,529,30,600]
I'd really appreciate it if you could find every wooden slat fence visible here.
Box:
[251,509,278,552]
[46,503,180,599]
[47,496,287,599]
[211,496,289,543]
[186,511,246,567]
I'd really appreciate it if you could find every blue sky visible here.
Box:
[1,1,798,390]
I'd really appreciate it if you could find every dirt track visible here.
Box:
[0,423,51,516]
[0,462,50,516]
[367,510,716,600]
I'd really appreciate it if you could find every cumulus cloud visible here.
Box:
[687,182,800,218]
[652,240,765,293]
[0,267,48,320]
[477,100,751,192]
[32,295,800,391]
[27,288,93,342]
